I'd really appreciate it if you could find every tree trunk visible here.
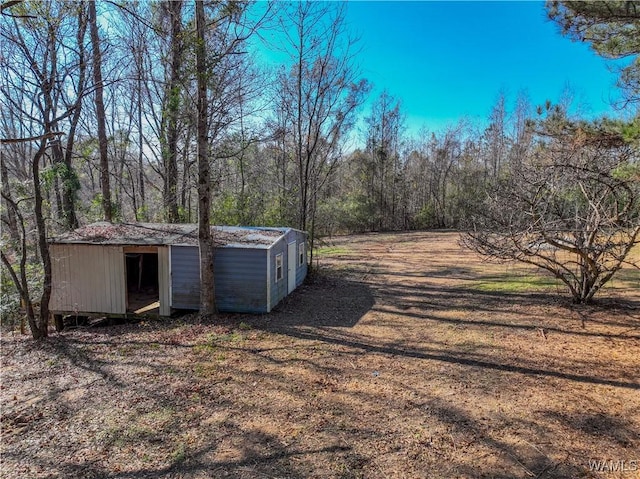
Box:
[162,0,183,223]
[295,6,306,233]
[88,0,112,222]
[133,24,146,221]
[195,0,215,315]
[32,141,52,339]
[0,194,35,336]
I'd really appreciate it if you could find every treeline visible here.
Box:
[0,1,571,240]
[172,88,541,236]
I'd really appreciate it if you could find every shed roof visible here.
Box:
[50,222,293,249]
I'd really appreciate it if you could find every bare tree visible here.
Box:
[464,119,640,303]
[88,0,112,221]
[112,0,169,222]
[484,90,509,180]
[1,0,92,337]
[364,91,403,230]
[160,0,184,223]
[275,1,369,262]
[194,0,273,313]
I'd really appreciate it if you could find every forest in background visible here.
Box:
[1,1,639,336]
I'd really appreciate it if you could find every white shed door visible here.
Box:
[287,241,296,294]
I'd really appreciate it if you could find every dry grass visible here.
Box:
[1,231,638,478]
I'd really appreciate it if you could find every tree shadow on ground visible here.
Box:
[263,274,375,329]
[542,411,639,448]
[273,325,639,389]
[5,426,355,479]
[422,397,583,479]
[250,270,639,391]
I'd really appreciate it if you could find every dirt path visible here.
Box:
[2,231,639,478]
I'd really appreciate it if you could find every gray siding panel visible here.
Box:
[293,230,308,287]
[269,238,288,309]
[215,249,268,313]
[170,246,200,310]
[170,245,268,313]
[266,229,308,311]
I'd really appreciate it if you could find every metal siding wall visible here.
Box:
[110,247,124,313]
[269,238,288,309]
[214,248,268,313]
[158,246,171,316]
[170,246,200,310]
[105,246,127,314]
[266,251,271,312]
[295,231,308,287]
[50,244,125,314]
[287,241,297,294]
[50,244,67,311]
[87,247,97,312]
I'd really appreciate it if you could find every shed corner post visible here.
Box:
[266,247,272,313]
[158,246,171,317]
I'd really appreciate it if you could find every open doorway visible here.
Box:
[124,247,159,314]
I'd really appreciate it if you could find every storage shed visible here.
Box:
[49,222,308,317]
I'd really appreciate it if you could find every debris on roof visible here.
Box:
[50,222,289,248]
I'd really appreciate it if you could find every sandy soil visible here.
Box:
[1,231,639,478]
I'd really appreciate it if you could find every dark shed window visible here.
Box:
[276,253,283,281]
[299,242,305,266]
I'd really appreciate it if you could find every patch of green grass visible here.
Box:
[99,423,154,448]
[170,442,187,464]
[314,245,351,256]
[98,407,176,449]
[471,273,559,293]
[605,268,640,289]
[142,407,175,425]
[193,330,244,355]
[216,331,243,343]
[193,361,217,377]
[192,342,216,354]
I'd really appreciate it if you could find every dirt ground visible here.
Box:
[1,231,639,479]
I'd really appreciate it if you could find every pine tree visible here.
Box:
[547,1,640,104]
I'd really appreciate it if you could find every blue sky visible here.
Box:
[252,1,625,139]
[345,1,623,135]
